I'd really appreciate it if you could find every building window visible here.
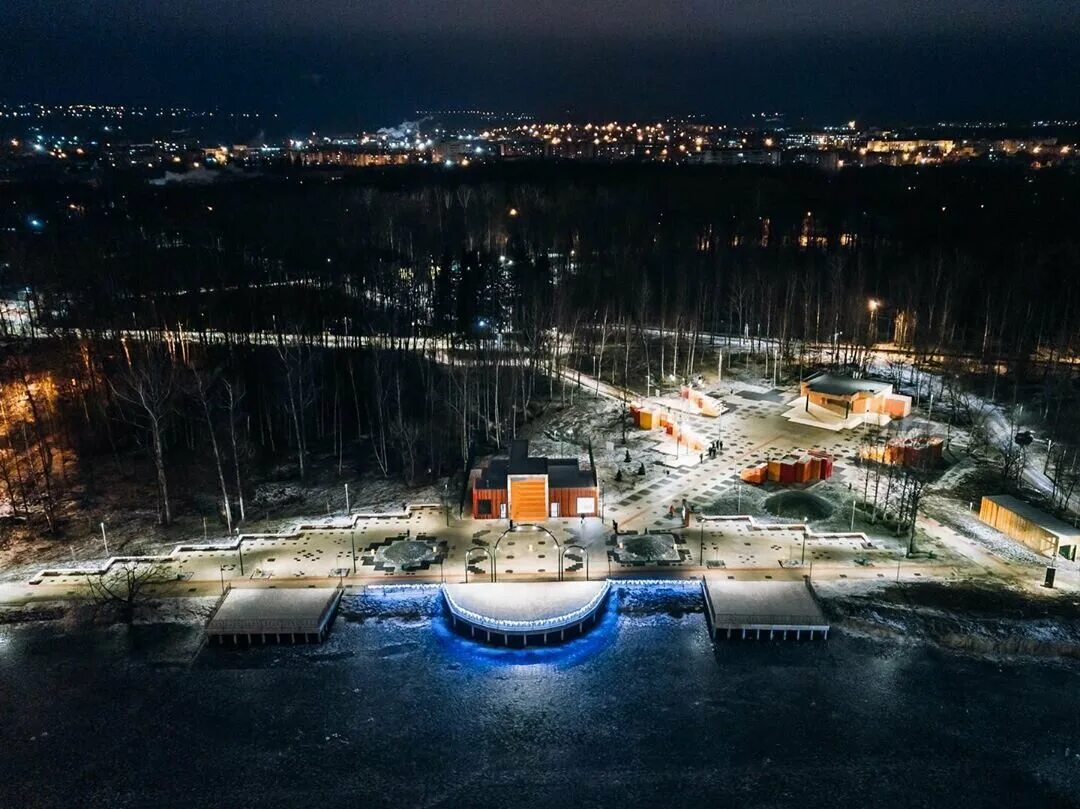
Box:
[477,499,492,516]
[576,497,595,515]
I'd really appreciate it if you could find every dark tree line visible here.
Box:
[3,162,1080,532]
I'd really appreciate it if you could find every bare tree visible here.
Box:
[190,366,233,533]
[111,345,176,525]
[223,378,247,524]
[86,559,175,624]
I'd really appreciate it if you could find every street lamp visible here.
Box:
[350,527,357,575]
[868,299,880,342]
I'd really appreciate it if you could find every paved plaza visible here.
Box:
[3,376,1077,606]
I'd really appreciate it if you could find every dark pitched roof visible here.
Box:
[475,440,596,490]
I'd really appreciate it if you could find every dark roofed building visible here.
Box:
[788,372,911,429]
[471,440,598,521]
[802,372,892,397]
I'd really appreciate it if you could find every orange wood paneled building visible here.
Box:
[471,440,598,520]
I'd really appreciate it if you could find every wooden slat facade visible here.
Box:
[472,487,507,519]
[472,485,598,519]
[549,486,598,518]
[979,496,1061,557]
[509,477,548,521]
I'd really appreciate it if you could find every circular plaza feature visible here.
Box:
[381,540,439,569]
[762,490,834,521]
[612,533,683,565]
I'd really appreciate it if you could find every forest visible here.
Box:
[1,161,1079,545]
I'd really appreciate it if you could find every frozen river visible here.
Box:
[1,585,1078,808]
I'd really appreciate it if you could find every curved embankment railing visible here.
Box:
[28,503,444,585]
[442,581,611,635]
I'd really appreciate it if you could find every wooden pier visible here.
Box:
[702,576,829,641]
[206,585,343,645]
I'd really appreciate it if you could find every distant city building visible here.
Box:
[785,149,844,171]
[289,147,412,167]
[432,139,479,164]
[692,148,780,166]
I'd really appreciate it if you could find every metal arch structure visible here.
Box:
[464,546,494,583]
[561,543,590,582]
[492,524,560,583]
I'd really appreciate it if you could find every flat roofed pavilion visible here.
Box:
[802,373,893,397]
[979,494,1080,561]
[784,372,911,431]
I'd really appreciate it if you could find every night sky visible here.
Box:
[3,0,1079,129]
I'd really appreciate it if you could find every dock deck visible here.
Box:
[702,577,829,640]
[206,585,343,644]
